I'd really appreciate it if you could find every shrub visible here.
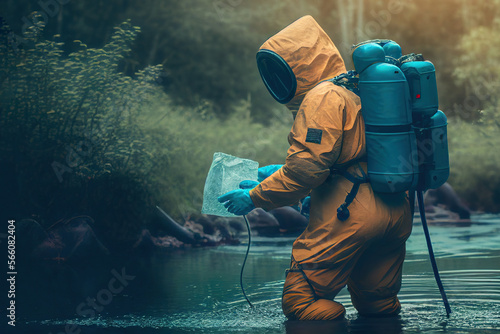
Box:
[0,15,163,247]
[448,119,500,212]
[447,20,500,212]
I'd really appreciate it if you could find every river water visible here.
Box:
[15,214,500,333]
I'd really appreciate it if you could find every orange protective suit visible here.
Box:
[250,16,413,320]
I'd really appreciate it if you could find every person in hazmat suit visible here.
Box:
[218,15,412,320]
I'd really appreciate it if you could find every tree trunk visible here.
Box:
[356,0,364,43]
[337,0,357,53]
[337,0,349,49]
[461,0,470,32]
[147,32,160,66]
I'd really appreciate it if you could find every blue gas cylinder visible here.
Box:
[413,110,449,190]
[353,43,419,193]
[401,61,439,118]
[383,41,402,64]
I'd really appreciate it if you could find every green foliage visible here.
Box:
[1,16,162,179]
[453,21,500,124]
[4,0,498,120]
[0,0,317,121]
[0,16,164,246]
[448,19,500,212]
[122,0,316,119]
[0,15,295,246]
[448,119,500,212]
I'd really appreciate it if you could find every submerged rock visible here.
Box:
[246,208,281,236]
[135,211,242,251]
[423,182,471,221]
[134,229,185,251]
[33,216,110,262]
[270,206,308,234]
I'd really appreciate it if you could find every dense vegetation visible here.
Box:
[1,1,499,248]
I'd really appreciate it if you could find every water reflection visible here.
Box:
[19,215,500,333]
[285,316,405,334]
[284,319,350,334]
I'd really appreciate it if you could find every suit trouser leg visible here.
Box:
[282,264,346,320]
[347,242,407,316]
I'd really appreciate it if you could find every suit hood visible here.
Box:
[257,15,346,111]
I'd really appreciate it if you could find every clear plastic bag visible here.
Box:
[201,152,259,217]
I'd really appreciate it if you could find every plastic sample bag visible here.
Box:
[201,152,259,217]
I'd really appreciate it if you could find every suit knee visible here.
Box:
[282,271,345,320]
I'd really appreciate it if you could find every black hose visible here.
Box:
[416,190,452,317]
[241,215,254,308]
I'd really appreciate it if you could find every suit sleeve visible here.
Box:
[250,88,346,211]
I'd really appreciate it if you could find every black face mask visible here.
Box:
[256,49,297,104]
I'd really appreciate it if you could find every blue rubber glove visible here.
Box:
[218,189,255,215]
[239,180,260,189]
[258,164,284,182]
